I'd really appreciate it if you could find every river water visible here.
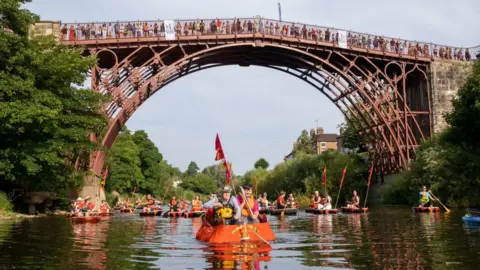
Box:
[0,206,479,269]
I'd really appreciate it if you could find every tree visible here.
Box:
[132,130,163,195]
[180,174,217,195]
[185,161,199,177]
[338,120,368,153]
[254,158,269,169]
[293,129,316,155]
[201,164,227,188]
[105,130,144,193]
[0,1,107,192]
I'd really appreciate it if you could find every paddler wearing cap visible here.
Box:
[237,184,260,224]
[203,186,241,225]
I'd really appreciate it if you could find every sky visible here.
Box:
[25,0,479,174]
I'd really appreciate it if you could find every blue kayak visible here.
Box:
[462,215,480,224]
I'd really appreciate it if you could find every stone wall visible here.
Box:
[430,60,473,133]
[79,174,106,211]
[29,21,61,41]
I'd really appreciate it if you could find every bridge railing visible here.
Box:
[60,17,478,61]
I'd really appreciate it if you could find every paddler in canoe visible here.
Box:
[191,195,204,212]
[100,200,113,214]
[143,194,157,212]
[275,191,286,208]
[257,192,269,212]
[237,184,260,224]
[418,185,436,207]
[203,186,242,225]
[345,190,360,209]
[319,193,332,210]
[286,193,296,208]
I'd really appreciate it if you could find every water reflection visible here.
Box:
[0,208,479,269]
[205,243,271,270]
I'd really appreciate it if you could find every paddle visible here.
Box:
[280,196,288,217]
[428,191,451,213]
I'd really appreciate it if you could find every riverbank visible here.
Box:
[0,210,72,220]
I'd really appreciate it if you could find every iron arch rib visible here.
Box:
[91,42,430,175]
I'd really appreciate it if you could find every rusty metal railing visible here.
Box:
[60,17,478,61]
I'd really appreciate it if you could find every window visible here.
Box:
[320,142,326,147]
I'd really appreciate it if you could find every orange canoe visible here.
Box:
[184,211,206,218]
[139,210,163,216]
[99,212,115,216]
[196,220,276,244]
[413,206,440,213]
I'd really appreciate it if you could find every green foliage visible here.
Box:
[132,130,164,194]
[105,130,144,193]
[180,173,217,195]
[185,161,199,177]
[381,61,480,207]
[0,2,107,193]
[0,192,13,215]
[201,164,227,188]
[257,151,369,205]
[293,129,316,155]
[254,158,269,169]
[338,121,368,153]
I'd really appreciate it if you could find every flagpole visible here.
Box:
[363,162,374,208]
[334,166,346,209]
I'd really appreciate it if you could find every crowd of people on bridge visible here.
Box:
[60,18,475,61]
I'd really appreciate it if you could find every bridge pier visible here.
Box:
[79,174,105,210]
[430,60,473,133]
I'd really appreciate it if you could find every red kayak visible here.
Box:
[413,207,440,213]
[341,207,369,213]
[139,210,163,216]
[67,214,102,224]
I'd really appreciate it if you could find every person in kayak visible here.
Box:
[320,193,332,210]
[204,186,241,225]
[169,196,179,212]
[276,191,286,208]
[418,186,434,207]
[237,184,260,224]
[191,194,203,212]
[100,200,112,213]
[346,190,360,208]
[143,194,156,212]
[257,192,269,210]
[286,193,296,208]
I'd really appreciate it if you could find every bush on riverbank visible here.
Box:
[0,192,13,216]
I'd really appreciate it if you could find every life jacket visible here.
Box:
[420,192,430,203]
[192,200,201,210]
[75,201,84,209]
[313,195,320,203]
[147,199,155,206]
[100,204,108,211]
[215,197,235,219]
[170,199,177,206]
[276,196,285,206]
[88,202,95,210]
[241,197,255,217]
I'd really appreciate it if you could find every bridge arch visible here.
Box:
[90,41,430,176]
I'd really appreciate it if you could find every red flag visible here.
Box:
[322,166,327,188]
[215,133,225,161]
[225,162,232,184]
[367,162,374,187]
[340,166,347,188]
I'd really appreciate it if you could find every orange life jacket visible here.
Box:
[170,199,177,206]
[241,197,255,217]
[147,199,155,206]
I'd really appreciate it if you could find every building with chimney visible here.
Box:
[284,127,340,161]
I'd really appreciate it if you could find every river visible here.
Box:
[0,206,479,269]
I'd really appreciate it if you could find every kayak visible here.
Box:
[259,208,271,214]
[99,212,115,216]
[341,207,369,213]
[463,215,480,224]
[183,211,206,218]
[139,210,163,216]
[269,208,297,216]
[196,219,276,244]
[67,214,102,224]
[120,208,135,213]
[163,211,185,218]
[412,207,440,213]
[305,208,338,215]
